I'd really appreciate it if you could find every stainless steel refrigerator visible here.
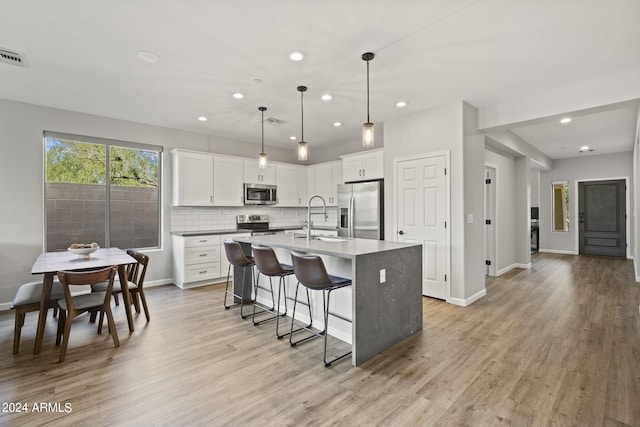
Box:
[337,181,384,240]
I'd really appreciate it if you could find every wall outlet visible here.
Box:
[380,269,386,283]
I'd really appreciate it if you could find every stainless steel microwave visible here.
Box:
[244,183,277,205]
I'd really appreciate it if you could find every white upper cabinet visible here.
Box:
[275,163,307,207]
[213,155,244,206]
[243,159,276,185]
[307,160,343,206]
[171,149,214,206]
[341,149,384,182]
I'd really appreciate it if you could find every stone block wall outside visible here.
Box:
[46,182,159,251]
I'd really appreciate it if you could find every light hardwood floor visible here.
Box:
[1,253,639,426]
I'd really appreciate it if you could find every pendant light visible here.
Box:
[362,52,375,147]
[297,85,308,161]
[258,106,268,169]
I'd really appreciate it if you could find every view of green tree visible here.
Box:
[110,146,158,187]
[46,139,106,184]
[46,139,158,187]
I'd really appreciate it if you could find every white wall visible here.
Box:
[515,157,532,265]
[0,98,321,307]
[530,169,540,208]
[484,149,519,273]
[463,134,487,301]
[634,106,640,278]
[383,102,474,302]
[539,152,634,255]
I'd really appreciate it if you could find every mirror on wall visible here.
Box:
[552,181,569,232]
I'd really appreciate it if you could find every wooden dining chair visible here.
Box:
[91,249,150,323]
[56,266,120,363]
[11,280,65,354]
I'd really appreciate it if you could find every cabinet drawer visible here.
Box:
[184,262,221,283]
[185,246,220,264]
[185,235,221,248]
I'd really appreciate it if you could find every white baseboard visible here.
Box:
[496,263,531,276]
[145,278,176,288]
[447,288,487,307]
[538,248,578,255]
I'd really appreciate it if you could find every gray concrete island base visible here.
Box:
[233,234,423,366]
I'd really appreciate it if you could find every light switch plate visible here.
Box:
[380,269,386,283]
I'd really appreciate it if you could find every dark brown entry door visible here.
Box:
[578,180,626,257]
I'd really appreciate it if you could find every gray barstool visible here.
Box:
[251,245,296,338]
[223,241,256,319]
[289,252,353,367]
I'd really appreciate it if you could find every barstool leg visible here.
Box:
[224,264,253,319]
[289,283,315,347]
[323,288,352,367]
[275,274,290,339]
[223,264,233,309]
[252,273,276,325]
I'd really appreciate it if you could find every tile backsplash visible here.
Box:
[170,206,338,232]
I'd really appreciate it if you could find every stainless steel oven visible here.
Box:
[244,183,277,205]
[236,214,284,235]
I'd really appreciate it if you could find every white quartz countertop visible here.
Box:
[233,234,421,259]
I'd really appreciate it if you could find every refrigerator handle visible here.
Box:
[349,196,355,238]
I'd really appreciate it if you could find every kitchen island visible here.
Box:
[233,234,422,365]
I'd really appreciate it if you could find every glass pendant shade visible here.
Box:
[362,52,375,147]
[258,152,267,169]
[362,122,374,147]
[297,86,308,161]
[297,141,308,161]
[258,106,267,168]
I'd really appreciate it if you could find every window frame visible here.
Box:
[551,180,569,233]
[43,131,163,251]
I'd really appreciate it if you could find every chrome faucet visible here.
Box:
[306,195,328,240]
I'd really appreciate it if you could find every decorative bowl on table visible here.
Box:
[68,243,100,258]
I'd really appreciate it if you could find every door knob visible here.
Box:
[398,230,405,235]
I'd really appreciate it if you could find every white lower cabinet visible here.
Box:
[173,233,250,288]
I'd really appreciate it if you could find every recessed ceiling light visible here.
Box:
[136,50,160,63]
[289,51,304,61]
[321,94,333,101]
[232,92,244,99]
[580,146,592,152]
[396,101,407,108]
[333,122,342,127]
[560,117,572,124]
[289,136,297,140]
[197,116,207,122]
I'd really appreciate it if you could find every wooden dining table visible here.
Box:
[30,247,137,355]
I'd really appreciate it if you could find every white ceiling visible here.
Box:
[1,0,639,159]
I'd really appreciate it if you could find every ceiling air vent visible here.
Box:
[0,48,27,68]
[264,117,286,126]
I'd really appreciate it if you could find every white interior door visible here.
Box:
[396,153,448,299]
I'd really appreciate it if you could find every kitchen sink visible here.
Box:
[314,236,347,242]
